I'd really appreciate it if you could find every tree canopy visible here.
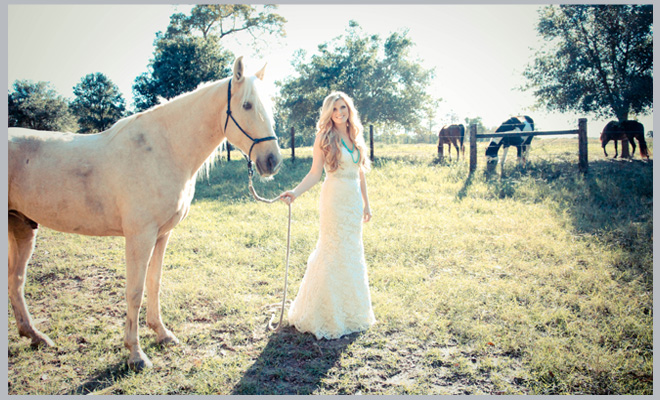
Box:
[71,73,126,133]
[8,80,78,132]
[165,4,286,42]
[132,35,233,111]
[275,21,437,146]
[523,4,653,121]
[132,4,286,112]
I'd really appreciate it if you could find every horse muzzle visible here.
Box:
[255,151,283,177]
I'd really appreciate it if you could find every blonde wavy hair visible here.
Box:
[316,91,370,173]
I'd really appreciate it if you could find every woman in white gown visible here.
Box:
[279,91,376,340]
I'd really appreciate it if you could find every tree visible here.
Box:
[132,5,286,111]
[132,35,233,111]
[70,73,126,133]
[8,80,78,131]
[275,22,437,145]
[132,72,159,112]
[165,4,286,43]
[523,4,652,122]
[464,117,490,141]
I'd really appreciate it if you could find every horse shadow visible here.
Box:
[231,326,359,395]
[456,172,474,200]
[66,361,133,395]
[459,157,653,286]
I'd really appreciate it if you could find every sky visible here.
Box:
[6,3,654,137]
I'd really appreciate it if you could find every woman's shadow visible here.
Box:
[232,325,359,395]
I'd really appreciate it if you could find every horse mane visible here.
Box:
[197,142,223,182]
[104,79,231,181]
[164,80,228,182]
[105,76,273,182]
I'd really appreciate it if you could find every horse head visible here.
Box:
[485,116,534,169]
[601,121,620,144]
[224,57,282,177]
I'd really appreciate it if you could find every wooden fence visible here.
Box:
[469,118,588,174]
[228,125,377,162]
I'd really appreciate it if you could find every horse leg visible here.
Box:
[146,231,179,346]
[629,138,637,158]
[123,229,158,371]
[520,143,531,167]
[8,213,54,347]
[453,141,460,162]
[500,146,510,175]
[614,141,619,158]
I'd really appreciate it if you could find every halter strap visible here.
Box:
[224,78,277,175]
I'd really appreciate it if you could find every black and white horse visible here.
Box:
[485,116,534,173]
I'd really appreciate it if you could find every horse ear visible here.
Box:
[233,56,245,83]
[255,63,267,81]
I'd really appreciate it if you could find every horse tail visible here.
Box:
[622,120,649,159]
[638,135,650,159]
[459,124,465,150]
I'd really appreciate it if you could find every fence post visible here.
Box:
[369,125,374,162]
[226,141,231,161]
[469,124,477,173]
[290,127,295,162]
[578,118,588,174]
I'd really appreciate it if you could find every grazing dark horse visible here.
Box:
[438,124,465,161]
[485,116,534,173]
[600,120,650,160]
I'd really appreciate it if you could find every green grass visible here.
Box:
[8,138,653,395]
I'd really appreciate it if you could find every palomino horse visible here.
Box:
[438,124,465,161]
[600,120,650,160]
[485,116,534,174]
[8,57,282,371]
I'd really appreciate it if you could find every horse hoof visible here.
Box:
[157,332,180,346]
[127,357,153,372]
[29,331,55,348]
[127,348,153,372]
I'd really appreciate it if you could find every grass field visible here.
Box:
[7,138,653,395]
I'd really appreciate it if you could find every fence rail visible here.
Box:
[469,118,588,174]
[228,125,377,162]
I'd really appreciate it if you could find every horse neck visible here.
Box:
[150,80,228,177]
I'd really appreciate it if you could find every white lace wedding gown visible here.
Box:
[288,145,376,340]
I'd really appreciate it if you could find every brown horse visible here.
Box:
[600,120,650,160]
[438,124,465,161]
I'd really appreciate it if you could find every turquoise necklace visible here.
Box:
[341,138,360,164]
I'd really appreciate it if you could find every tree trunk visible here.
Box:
[617,113,630,158]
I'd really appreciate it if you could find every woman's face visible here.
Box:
[331,98,349,127]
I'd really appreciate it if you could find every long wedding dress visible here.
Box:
[288,145,376,340]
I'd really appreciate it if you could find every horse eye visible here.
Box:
[243,102,252,110]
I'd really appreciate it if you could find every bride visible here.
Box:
[279,91,376,340]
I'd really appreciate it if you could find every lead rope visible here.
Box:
[247,161,291,332]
